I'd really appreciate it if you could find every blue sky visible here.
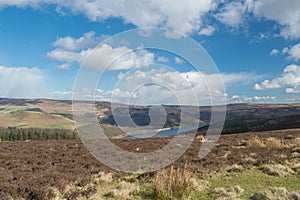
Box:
[0,0,300,105]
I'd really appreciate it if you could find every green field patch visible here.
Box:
[192,167,300,199]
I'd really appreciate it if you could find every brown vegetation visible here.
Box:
[153,163,192,200]
[251,187,300,200]
[0,129,299,199]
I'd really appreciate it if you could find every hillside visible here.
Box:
[1,98,300,138]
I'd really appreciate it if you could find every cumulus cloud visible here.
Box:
[230,94,277,103]
[81,44,155,71]
[0,0,217,35]
[174,57,184,64]
[282,43,300,61]
[0,65,45,98]
[50,90,73,100]
[270,49,280,56]
[199,25,216,36]
[285,88,300,94]
[2,0,300,39]
[47,31,155,71]
[251,0,300,39]
[216,1,247,27]
[53,31,100,51]
[254,64,300,92]
[109,68,259,105]
[157,56,169,63]
[56,63,71,71]
[47,49,82,63]
[282,47,289,54]
[51,68,262,104]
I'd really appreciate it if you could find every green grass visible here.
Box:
[191,168,300,199]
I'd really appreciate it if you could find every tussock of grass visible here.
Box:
[212,185,244,200]
[264,137,285,148]
[260,164,296,177]
[226,164,244,172]
[247,136,300,149]
[153,163,192,200]
[247,136,265,148]
[251,187,300,200]
[109,181,140,199]
[189,178,209,192]
[93,171,113,184]
[293,137,300,147]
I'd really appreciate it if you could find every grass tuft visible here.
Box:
[265,137,285,148]
[247,136,265,148]
[109,181,140,199]
[153,163,192,200]
[251,187,300,200]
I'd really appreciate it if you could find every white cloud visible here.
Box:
[199,25,216,36]
[164,30,184,39]
[56,63,71,71]
[47,49,83,63]
[50,90,73,100]
[285,88,300,94]
[56,69,261,104]
[1,0,300,39]
[249,32,270,44]
[270,49,280,56]
[252,0,300,39]
[81,44,155,71]
[112,88,137,99]
[254,64,300,92]
[0,65,45,98]
[0,0,40,8]
[282,43,300,61]
[157,56,169,63]
[230,94,277,103]
[221,72,262,85]
[47,31,155,71]
[174,57,184,64]
[282,47,289,54]
[0,0,217,35]
[216,1,247,27]
[111,68,258,105]
[69,88,138,102]
[53,31,100,51]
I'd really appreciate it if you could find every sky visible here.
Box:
[0,0,300,105]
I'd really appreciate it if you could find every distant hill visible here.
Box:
[0,98,300,136]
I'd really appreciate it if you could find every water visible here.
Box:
[127,125,201,139]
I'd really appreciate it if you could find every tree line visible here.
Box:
[0,127,79,141]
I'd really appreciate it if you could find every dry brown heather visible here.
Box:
[0,129,299,199]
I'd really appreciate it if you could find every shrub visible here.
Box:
[153,163,192,200]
